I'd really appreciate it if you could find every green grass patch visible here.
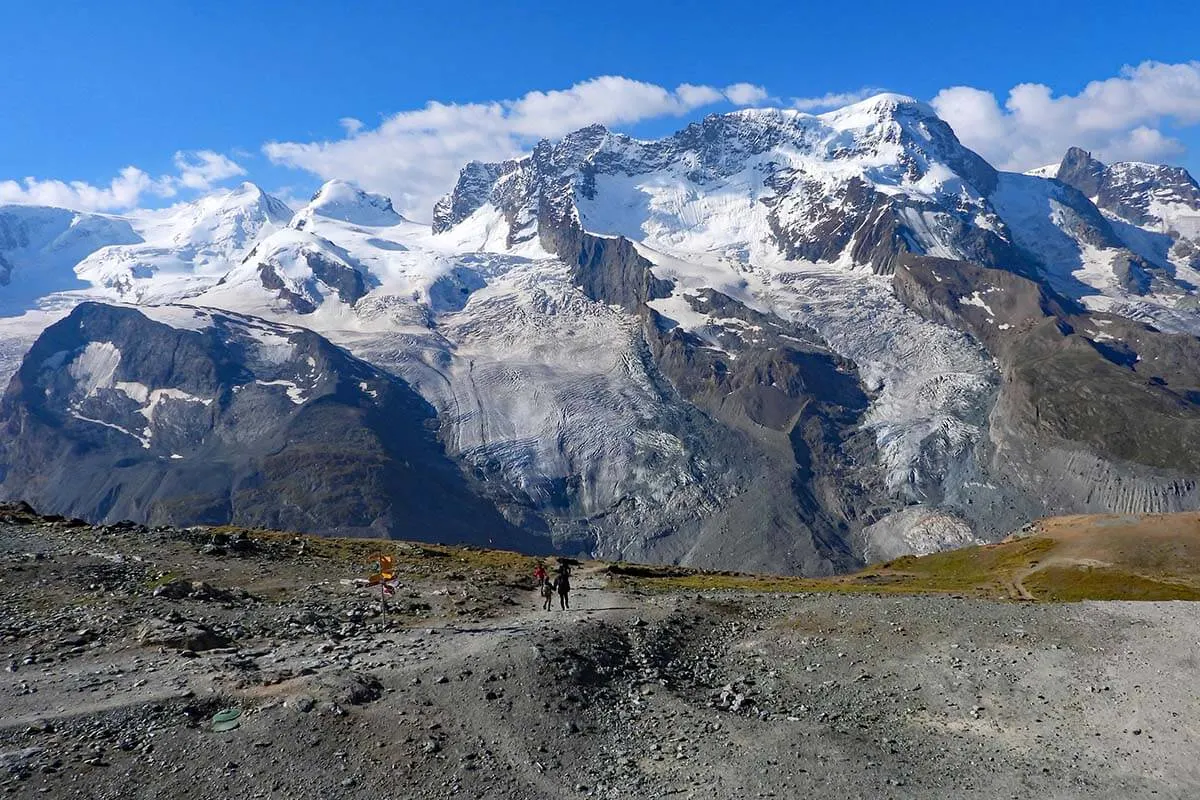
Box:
[616,537,1057,599]
[1022,565,1200,602]
[145,571,180,591]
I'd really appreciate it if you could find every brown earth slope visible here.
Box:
[617,511,1200,602]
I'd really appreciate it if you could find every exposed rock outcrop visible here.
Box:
[895,256,1200,516]
[0,302,532,549]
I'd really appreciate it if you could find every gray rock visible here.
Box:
[135,619,232,652]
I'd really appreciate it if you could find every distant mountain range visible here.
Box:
[1,93,1198,573]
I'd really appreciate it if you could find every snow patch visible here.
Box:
[68,410,150,448]
[66,342,121,397]
[959,292,994,316]
[135,304,215,332]
[113,382,212,420]
[255,379,306,404]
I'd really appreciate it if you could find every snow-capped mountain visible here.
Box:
[2,94,1199,573]
[436,93,1197,332]
[1055,146,1200,277]
[294,179,404,227]
[0,184,293,385]
[215,181,404,314]
[72,182,292,304]
[428,94,1200,540]
[0,207,141,310]
[434,95,1013,273]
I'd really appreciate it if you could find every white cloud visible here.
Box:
[1,149,249,213]
[676,83,727,108]
[173,150,247,191]
[0,167,175,212]
[932,60,1200,170]
[264,75,768,220]
[339,117,364,135]
[724,82,770,106]
[791,88,885,112]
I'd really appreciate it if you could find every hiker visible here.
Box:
[540,576,554,611]
[533,561,548,588]
[555,560,571,610]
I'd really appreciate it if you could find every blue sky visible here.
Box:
[3,0,1199,217]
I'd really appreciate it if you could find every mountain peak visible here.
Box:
[433,87,999,249]
[173,182,292,239]
[1055,147,1107,197]
[819,92,937,126]
[841,91,926,110]
[225,181,270,201]
[229,180,263,194]
[184,182,292,227]
[302,180,402,226]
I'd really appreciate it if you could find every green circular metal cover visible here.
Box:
[211,707,243,732]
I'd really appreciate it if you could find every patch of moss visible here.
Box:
[145,571,180,591]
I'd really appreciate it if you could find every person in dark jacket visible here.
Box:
[555,561,571,610]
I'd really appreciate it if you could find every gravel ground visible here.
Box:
[2,512,1199,799]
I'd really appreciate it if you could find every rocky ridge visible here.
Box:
[1055,145,1200,275]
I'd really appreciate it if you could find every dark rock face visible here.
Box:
[642,290,886,573]
[895,257,1200,515]
[1111,252,1154,295]
[256,262,316,314]
[432,161,505,233]
[570,235,674,312]
[301,250,370,305]
[537,220,673,314]
[0,302,533,549]
[1055,147,1107,199]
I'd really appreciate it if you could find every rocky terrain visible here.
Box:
[3,502,1199,799]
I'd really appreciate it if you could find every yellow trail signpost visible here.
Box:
[367,554,396,613]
